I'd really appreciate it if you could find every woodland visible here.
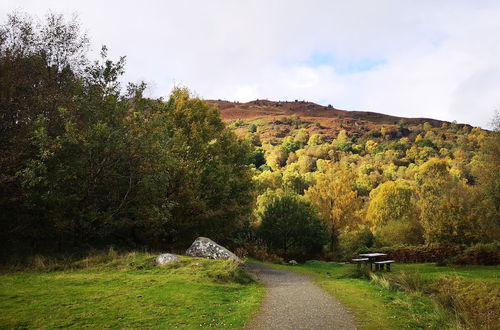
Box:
[1,13,498,263]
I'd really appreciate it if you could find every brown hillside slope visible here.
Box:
[209,99,448,127]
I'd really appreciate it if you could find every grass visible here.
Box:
[252,259,499,329]
[0,252,265,329]
[395,263,499,280]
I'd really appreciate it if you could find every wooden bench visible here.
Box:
[374,260,395,272]
[351,258,369,268]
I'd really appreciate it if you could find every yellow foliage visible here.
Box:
[366,180,417,233]
[305,163,362,250]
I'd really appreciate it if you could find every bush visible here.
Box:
[364,243,500,265]
[365,244,463,263]
[460,242,500,265]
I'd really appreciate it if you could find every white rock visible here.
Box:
[185,237,242,264]
[156,253,180,265]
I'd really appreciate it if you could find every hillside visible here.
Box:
[211,99,446,126]
[208,99,468,143]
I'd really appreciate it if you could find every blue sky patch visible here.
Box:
[303,52,386,74]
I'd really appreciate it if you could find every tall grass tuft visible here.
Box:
[389,271,431,293]
[432,276,500,330]
[369,273,391,290]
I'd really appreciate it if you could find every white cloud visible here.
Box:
[2,0,499,127]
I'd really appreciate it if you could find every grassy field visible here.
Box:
[0,252,265,329]
[253,260,499,330]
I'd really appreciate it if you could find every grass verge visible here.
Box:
[0,251,265,329]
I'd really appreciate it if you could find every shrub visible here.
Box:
[365,244,463,263]
[248,123,257,133]
[460,242,500,265]
[365,243,500,265]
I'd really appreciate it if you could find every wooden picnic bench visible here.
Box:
[374,260,395,272]
[351,258,368,269]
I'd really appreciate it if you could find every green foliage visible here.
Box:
[258,192,328,257]
[248,123,257,133]
[253,171,282,194]
[282,169,310,194]
[251,147,266,168]
[0,13,255,251]
[280,136,302,153]
[338,226,374,258]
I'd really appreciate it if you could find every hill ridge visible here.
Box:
[208,99,465,128]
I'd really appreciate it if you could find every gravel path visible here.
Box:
[245,263,357,330]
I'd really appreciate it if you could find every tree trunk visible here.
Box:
[330,227,339,253]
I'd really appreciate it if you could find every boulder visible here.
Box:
[185,237,242,264]
[156,253,180,265]
[288,260,298,265]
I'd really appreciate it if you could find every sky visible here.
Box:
[2,1,500,128]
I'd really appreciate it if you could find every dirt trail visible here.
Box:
[245,263,357,330]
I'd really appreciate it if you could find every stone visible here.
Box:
[156,253,180,265]
[185,237,242,264]
[289,260,298,265]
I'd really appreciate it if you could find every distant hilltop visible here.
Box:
[208,99,461,128]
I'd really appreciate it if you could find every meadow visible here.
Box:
[0,252,264,329]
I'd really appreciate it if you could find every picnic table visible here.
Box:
[359,253,386,271]
[352,253,394,271]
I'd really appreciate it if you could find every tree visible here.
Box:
[367,180,416,230]
[258,192,328,257]
[0,12,256,251]
[0,12,90,250]
[308,134,324,146]
[416,158,481,244]
[282,169,310,195]
[470,111,500,242]
[266,146,288,170]
[281,136,301,153]
[305,163,362,252]
[294,128,309,147]
[366,180,423,246]
[162,88,255,244]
